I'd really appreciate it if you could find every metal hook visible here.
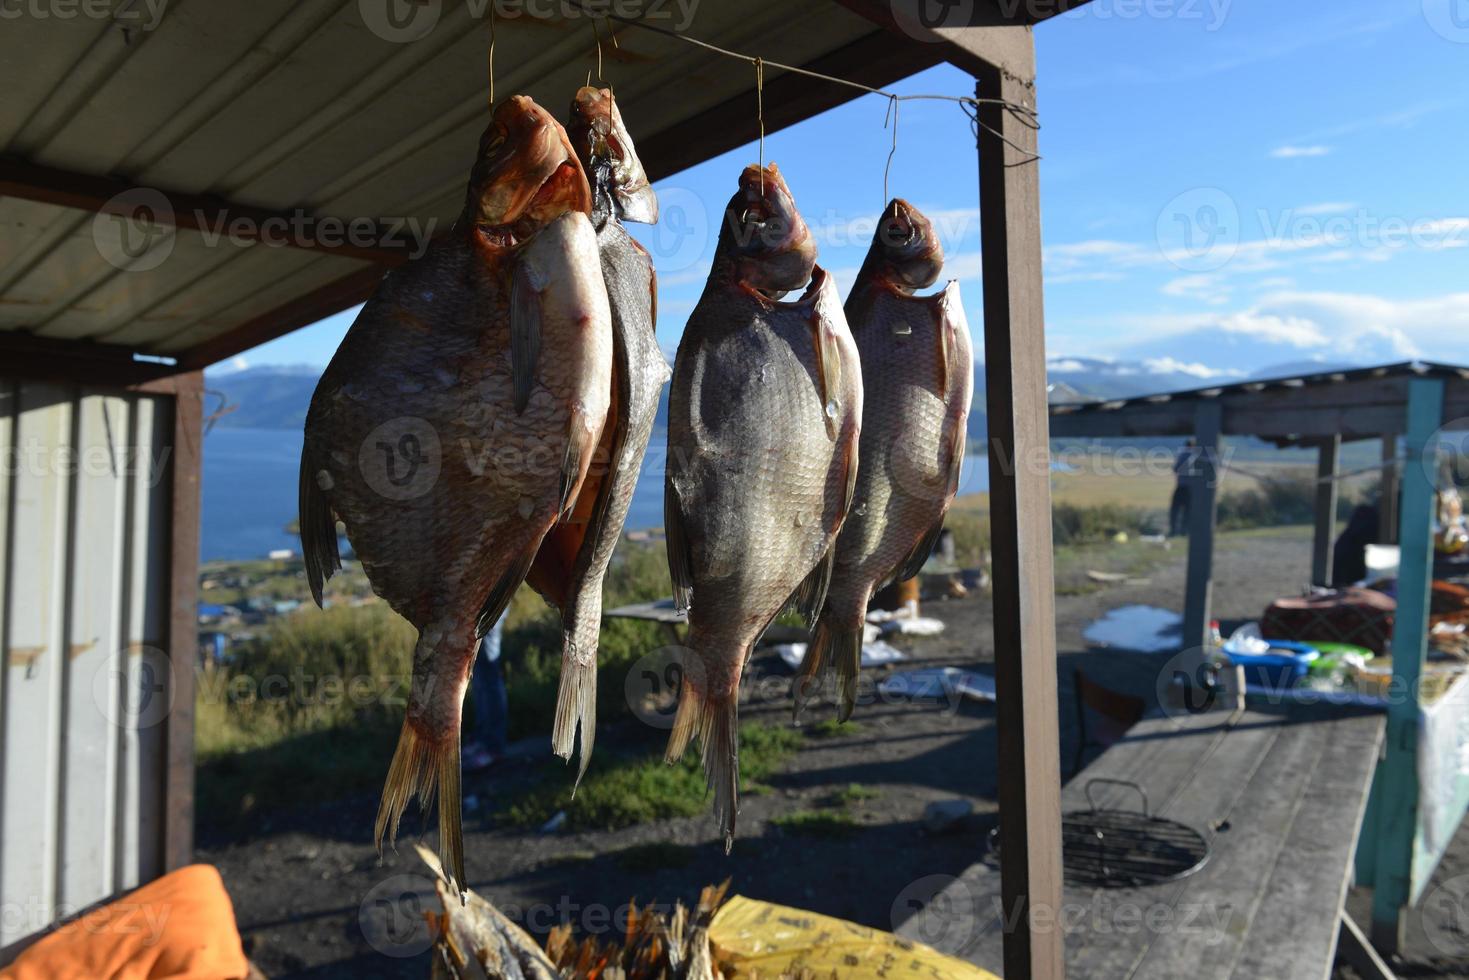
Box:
[883,95,899,218]
[487,9,497,108]
[754,57,765,196]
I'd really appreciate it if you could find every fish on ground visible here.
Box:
[298,95,612,892]
[663,162,863,848]
[524,86,669,781]
[794,200,972,721]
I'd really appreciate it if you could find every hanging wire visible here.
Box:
[882,95,899,215]
[754,57,765,193]
[487,9,497,108]
[559,0,1040,162]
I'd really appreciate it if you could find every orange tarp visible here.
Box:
[2,865,249,980]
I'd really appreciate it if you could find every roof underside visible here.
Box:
[1049,361,1469,443]
[0,0,1065,379]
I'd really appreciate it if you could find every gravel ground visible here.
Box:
[200,526,1469,978]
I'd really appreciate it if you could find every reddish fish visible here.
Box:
[664,164,863,847]
[298,96,611,892]
[794,200,972,720]
[522,87,666,779]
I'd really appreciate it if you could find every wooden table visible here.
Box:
[603,597,687,645]
[898,704,1388,980]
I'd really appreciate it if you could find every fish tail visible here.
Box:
[664,678,741,852]
[374,718,465,898]
[551,638,598,789]
[375,630,472,899]
[794,615,864,723]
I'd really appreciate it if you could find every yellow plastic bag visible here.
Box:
[709,895,998,980]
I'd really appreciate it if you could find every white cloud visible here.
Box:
[1161,274,1231,304]
[1270,145,1332,159]
[1141,357,1243,379]
[1215,311,1328,348]
[1293,202,1357,216]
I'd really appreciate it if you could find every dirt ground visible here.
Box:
[200,527,1469,978]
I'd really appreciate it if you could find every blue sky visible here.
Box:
[226,0,1467,383]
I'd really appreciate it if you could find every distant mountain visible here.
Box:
[1248,359,1355,381]
[213,353,1348,441]
[206,365,317,430]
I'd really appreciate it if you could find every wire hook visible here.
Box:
[487,9,497,108]
[882,94,899,218]
[754,56,765,195]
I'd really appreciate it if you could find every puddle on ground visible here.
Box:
[1082,604,1183,653]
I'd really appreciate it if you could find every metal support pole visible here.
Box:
[1370,377,1444,953]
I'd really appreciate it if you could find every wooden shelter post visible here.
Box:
[974,61,1065,979]
[1181,402,1222,654]
[1370,376,1444,953]
[1312,435,1341,586]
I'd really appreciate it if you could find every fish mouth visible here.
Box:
[568,86,658,224]
[467,95,591,234]
[874,198,943,293]
[727,162,817,296]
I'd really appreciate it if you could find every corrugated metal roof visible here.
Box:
[0,0,967,370]
[1049,360,1469,441]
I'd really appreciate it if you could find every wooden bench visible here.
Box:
[897,703,1389,979]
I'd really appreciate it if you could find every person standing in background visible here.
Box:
[1169,439,1199,537]
[463,612,507,772]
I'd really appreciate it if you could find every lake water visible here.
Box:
[201,427,992,562]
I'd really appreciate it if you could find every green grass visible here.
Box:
[826,783,882,806]
[802,719,862,738]
[499,722,803,832]
[771,810,859,837]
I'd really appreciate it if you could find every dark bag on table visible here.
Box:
[1260,587,1396,654]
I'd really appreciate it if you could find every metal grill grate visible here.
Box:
[1062,808,1209,888]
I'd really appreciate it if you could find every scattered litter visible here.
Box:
[539,810,567,834]
[1085,569,1152,586]
[1082,605,1183,653]
[775,640,906,670]
[879,616,946,637]
[879,667,996,703]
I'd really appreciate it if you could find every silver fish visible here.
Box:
[298,96,612,892]
[794,200,973,720]
[664,163,863,847]
[524,86,668,780]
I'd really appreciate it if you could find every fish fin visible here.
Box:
[894,518,946,586]
[476,546,536,638]
[375,719,466,900]
[556,419,587,520]
[664,477,693,614]
[664,683,740,852]
[551,644,597,788]
[811,303,844,439]
[793,616,864,722]
[298,450,340,608]
[510,261,543,414]
[788,548,834,626]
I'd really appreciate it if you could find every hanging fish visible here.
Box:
[298,95,612,893]
[523,85,667,779]
[664,163,863,848]
[794,200,972,720]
